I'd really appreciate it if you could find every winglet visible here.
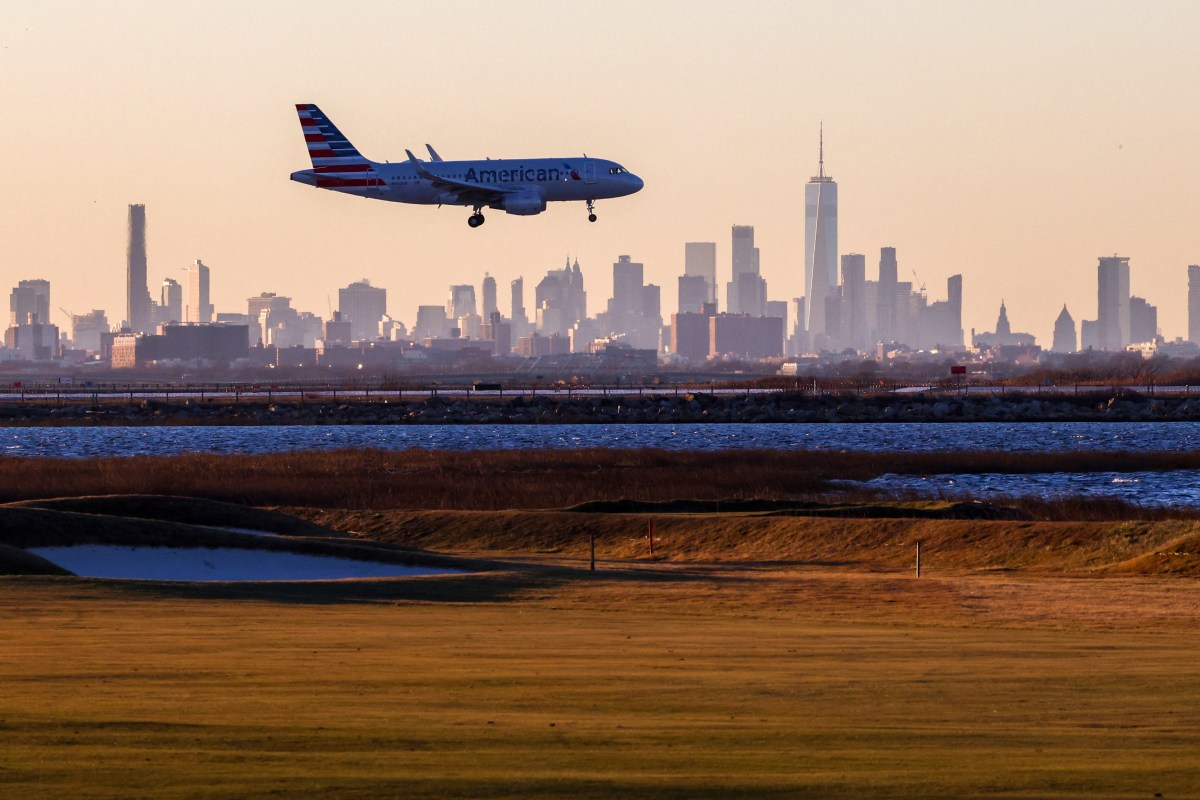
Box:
[426,144,444,162]
[405,149,439,182]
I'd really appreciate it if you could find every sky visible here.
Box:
[3,0,1199,346]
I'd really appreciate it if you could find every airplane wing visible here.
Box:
[405,149,512,205]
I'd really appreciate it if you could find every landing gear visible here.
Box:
[586,199,597,222]
[467,206,485,228]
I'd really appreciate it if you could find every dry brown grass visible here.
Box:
[290,507,1200,575]
[7,441,1200,797]
[5,566,1200,799]
[0,447,1197,514]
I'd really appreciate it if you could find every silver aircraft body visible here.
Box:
[289,104,643,227]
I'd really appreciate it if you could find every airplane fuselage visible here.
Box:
[290,103,642,226]
[293,157,640,208]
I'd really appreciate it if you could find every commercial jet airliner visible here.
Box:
[289,104,643,227]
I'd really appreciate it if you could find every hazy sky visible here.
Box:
[4,1,1199,345]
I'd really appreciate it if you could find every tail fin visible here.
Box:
[294,104,383,189]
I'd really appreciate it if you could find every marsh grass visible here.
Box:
[1,447,1199,513]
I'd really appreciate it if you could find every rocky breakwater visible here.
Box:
[5,390,1200,426]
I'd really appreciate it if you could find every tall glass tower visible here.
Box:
[804,127,837,336]
[185,259,213,324]
[1097,256,1130,351]
[126,204,153,333]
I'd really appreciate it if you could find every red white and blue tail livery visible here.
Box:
[290,103,643,228]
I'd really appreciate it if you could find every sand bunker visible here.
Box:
[29,545,460,582]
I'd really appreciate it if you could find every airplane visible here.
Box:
[289,104,643,228]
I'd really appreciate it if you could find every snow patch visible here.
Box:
[28,545,460,582]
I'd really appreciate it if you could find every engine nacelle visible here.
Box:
[501,190,547,216]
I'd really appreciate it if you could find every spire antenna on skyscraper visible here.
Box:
[804,125,837,338]
[819,121,824,179]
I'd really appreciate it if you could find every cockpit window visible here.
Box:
[609,166,627,175]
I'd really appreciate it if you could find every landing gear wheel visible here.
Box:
[586,199,597,223]
[467,213,485,228]
[588,213,597,222]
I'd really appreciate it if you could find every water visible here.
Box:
[29,545,462,582]
[851,470,1200,509]
[5,421,1200,508]
[3,421,1200,459]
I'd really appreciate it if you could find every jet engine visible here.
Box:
[501,190,547,216]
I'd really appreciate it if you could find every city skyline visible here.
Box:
[12,201,1200,358]
[11,208,1200,368]
[3,2,1199,346]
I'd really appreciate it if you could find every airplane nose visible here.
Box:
[629,174,644,193]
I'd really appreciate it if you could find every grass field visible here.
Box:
[4,449,1200,797]
[4,560,1200,798]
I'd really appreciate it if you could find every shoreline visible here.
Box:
[3,390,1200,426]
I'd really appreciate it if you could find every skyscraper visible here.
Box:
[535,258,588,336]
[1189,265,1200,345]
[642,284,662,321]
[247,292,300,347]
[159,278,182,325]
[1052,305,1077,353]
[788,296,807,355]
[684,242,717,306]
[678,274,708,314]
[126,204,153,334]
[1080,319,1100,351]
[185,260,213,324]
[1129,296,1157,344]
[71,310,108,353]
[510,278,525,320]
[447,284,477,321]
[611,255,644,316]
[414,305,449,341]
[9,279,50,326]
[838,254,866,351]
[1097,256,1130,351]
[914,273,965,351]
[339,279,387,341]
[510,277,528,340]
[733,272,768,317]
[607,255,659,350]
[726,226,760,314]
[481,274,498,320]
[877,246,898,342]
[804,127,837,336]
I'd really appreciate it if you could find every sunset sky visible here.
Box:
[4,1,1198,345]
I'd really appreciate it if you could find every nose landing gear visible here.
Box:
[586,199,597,222]
[467,206,485,228]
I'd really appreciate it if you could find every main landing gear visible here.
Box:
[587,199,597,222]
[467,206,486,228]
